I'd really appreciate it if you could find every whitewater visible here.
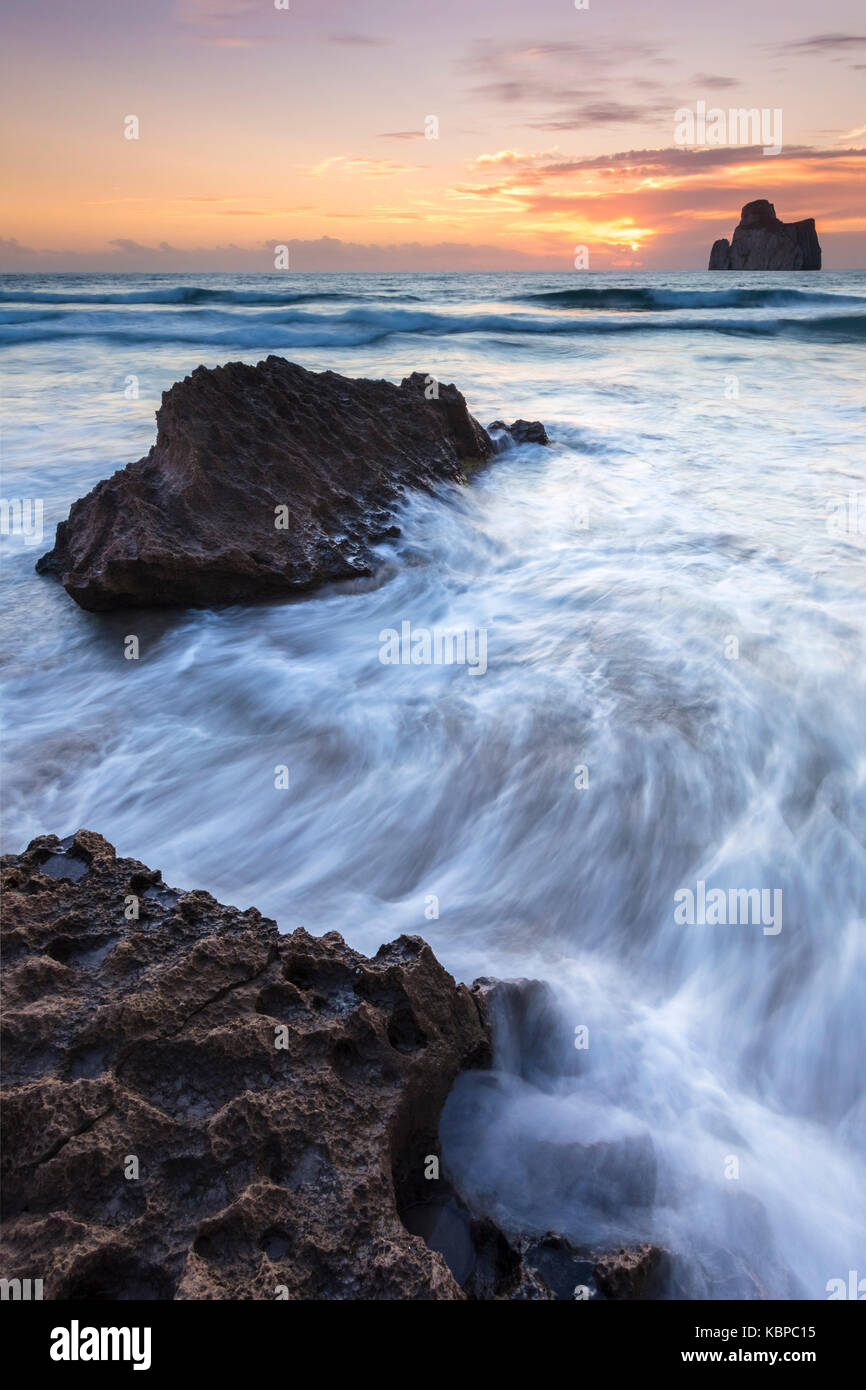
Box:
[1,269,864,1298]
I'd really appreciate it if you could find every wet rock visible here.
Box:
[674,1191,806,1300]
[1,832,663,1300]
[471,976,583,1085]
[37,358,495,612]
[709,200,821,270]
[521,1233,602,1300]
[487,418,550,450]
[593,1242,671,1299]
[464,1217,557,1300]
[399,1197,475,1285]
[0,831,492,1300]
[519,1232,671,1300]
[443,976,663,1287]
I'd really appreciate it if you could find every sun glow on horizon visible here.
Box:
[1,0,864,270]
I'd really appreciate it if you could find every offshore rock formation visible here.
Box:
[709,199,821,270]
[0,831,666,1301]
[36,359,495,611]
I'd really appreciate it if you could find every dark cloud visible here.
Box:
[531,101,663,130]
[473,80,541,104]
[464,37,678,133]
[776,33,866,53]
[691,73,740,89]
[510,144,866,176]
[108,238,156,254]
[0,237,34,256]
[451,145,866,229]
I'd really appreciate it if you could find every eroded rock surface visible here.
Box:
[37,359,494,611]
[0,830,494,1299]
[0,832,667,1300]
[709,199,821,270]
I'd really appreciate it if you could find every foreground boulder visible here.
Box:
[0,831,666,1300]
[0,831,489,1299]
[709,199,821,270]
[36,359,494,611]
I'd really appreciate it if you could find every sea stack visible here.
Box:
[709,200,821,270]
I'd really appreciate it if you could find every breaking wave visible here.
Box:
[0,285,420,307]
[2,266,865,1300]
[519,285,865,311]
[2,303,863,350]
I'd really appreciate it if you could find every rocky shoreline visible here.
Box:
[11,355,669,1300]
[1,830,666,1300]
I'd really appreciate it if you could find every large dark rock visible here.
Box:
[0,830,492,1299]
[0,831,669,1301]
[709,199,821,270]
[36,359,494,611]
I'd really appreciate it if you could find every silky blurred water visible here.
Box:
[1,271,865,1297]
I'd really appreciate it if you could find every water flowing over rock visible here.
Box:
[0,831,665,1300]
[36,358,495,611]
[709,200,821,270]
[487,419,550,450]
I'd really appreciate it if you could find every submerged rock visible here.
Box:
[487,418,550,450]
[36,359,495,611]
[443,979,660,1237]
[520,1234,671,1300]
[0,831,665,1300]
[708,199,821,270]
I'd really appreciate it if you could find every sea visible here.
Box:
[1,269,865,1297]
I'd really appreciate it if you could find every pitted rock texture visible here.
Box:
[709,199,821,270]
[0,832,668,1300]
[36,359,494,611]
[518,1234,671,1301]
[0,831,494,1300]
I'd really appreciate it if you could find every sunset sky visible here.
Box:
[2,0,865,270]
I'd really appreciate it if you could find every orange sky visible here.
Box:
[2,0,865,269]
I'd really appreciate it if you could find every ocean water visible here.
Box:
[2,270,865,1298]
